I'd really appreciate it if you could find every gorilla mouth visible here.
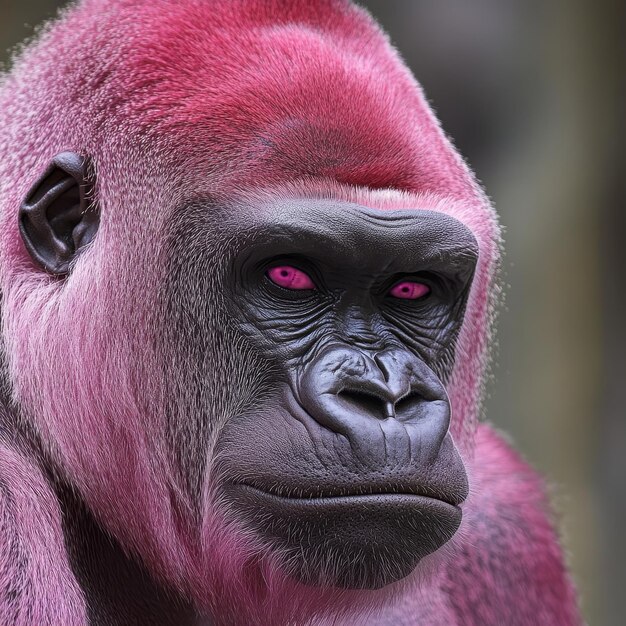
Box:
[232,481,464,508]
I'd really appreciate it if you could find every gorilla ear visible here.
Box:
[19,152,99,275]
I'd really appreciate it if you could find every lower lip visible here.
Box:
[230,484,460,512]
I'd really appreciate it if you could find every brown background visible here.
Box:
[1,1,624,624]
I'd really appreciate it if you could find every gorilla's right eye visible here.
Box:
[266,265,317,290]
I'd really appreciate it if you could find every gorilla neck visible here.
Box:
[57,485,203,626]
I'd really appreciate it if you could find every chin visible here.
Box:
[224,483,461,590]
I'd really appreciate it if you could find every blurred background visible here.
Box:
[1,1,623,624]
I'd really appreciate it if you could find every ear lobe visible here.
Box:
[19,152,99,275]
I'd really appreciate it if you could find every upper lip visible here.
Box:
[233,481,465,507]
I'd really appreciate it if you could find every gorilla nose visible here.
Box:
[298,345,451,460]
[335,351,419,420]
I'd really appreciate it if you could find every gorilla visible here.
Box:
[0,1,581,625]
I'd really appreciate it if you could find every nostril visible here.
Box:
[338,389,393,419]
[394,391,423,418]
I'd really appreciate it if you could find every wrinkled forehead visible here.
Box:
[225,197,478,268]
[220,185,495,253]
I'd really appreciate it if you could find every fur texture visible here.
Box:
[0,0,580,624]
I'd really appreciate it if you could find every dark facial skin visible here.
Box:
[215,199,478,589]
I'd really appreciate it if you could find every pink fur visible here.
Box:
[0,0,579,624]
[0,435,86,625]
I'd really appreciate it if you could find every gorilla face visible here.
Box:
[17,153,477,591]
[164,196,477,590]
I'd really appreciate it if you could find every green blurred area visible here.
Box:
[1,1,623,624]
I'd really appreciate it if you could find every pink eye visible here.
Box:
[267,265,316,290]
[388,280,430,300]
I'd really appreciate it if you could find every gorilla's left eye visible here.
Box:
[266,265,317,290]
[388,280,430,300]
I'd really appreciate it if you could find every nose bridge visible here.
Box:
[340,303,382,348]
[327,348,390,398]
[372,349,414,403]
